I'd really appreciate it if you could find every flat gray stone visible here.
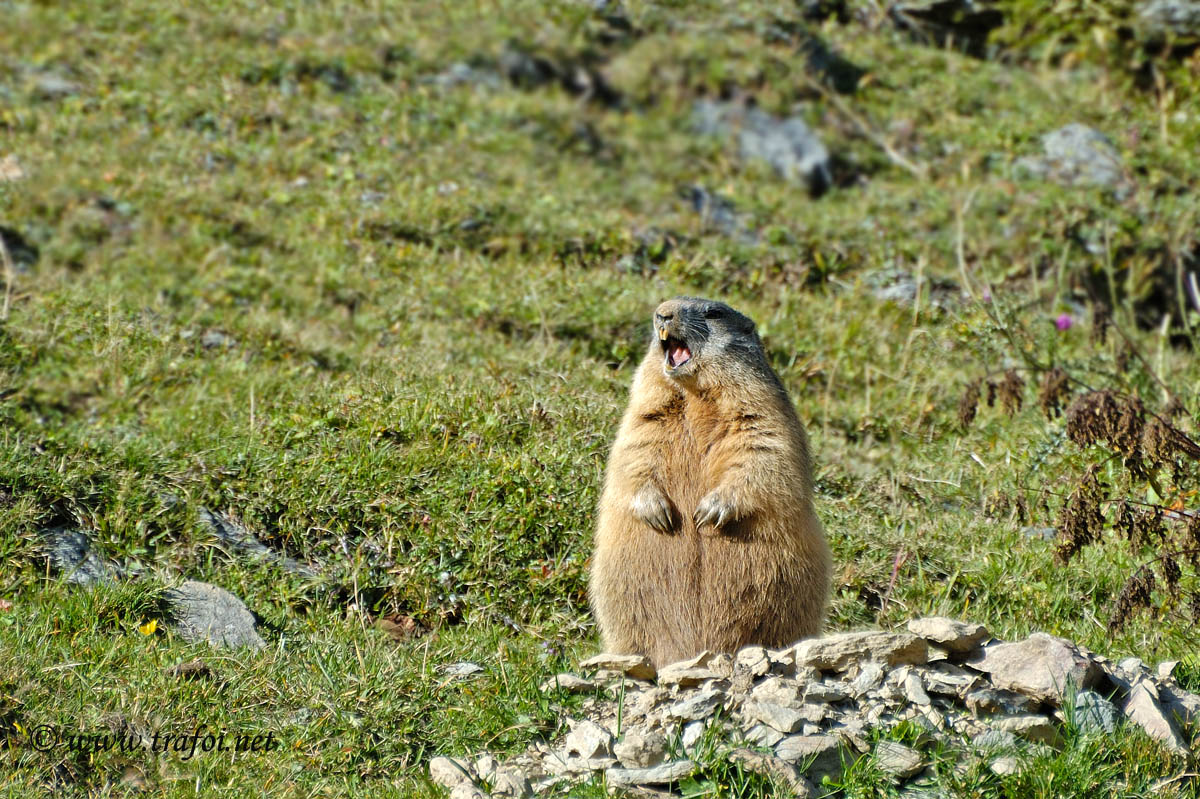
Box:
[692,99,832,197]
[430,756,475,789]
[793,631,928,672]
[667,688,725,721]
[1107,659,1200,728]
[681,720,706,752]
[965,633,1102,704]
[531,774,568,794]
[33,72,80,100]
[490,767,532,798]
[875,740,925,778]
[734,645,770,678]
[659,651,731,686]
[628,686,669,718]
[1123,678,1188,753]
[613,728,667,768]
[750,676,803,706]
[794,665,821,683]
[199,508,316,576]
[964,687,1038,715]
[1074,691,1119,735]
[580,653,656,681]
[728,748,816,797]
[605,759,696,787]
[865,268,960,312]
[440,662,484,679]
[658,665,723,687]
[424,61,505,91]
[684,184,759,244]
[1115,656,1147,677]
[742,723,786,747]
[166,580,264,649]
[744,700,823,733]
[915,704,947,732]
[973,729,1019,751]
[1014,123,1128,195]
[1139,0,1200,37]
[41,527,118,586]
[907,617,989,654]
[775,734,850,782]
[1160,682,1200,726]
[991,714,1061,746]
[564,719,613,760]
[920,663,979,697]
[903,671,932,705]
[472,754,498,782]
[831,718,871,753]
[766,646,798,673]
[805,680,849,702]
[543,749,615,777]
[448,785,488,799]
[849,662,885,696]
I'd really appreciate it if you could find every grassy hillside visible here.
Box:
[2,1,1198,796]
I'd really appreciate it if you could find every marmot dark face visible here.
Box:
[653,296,760,381]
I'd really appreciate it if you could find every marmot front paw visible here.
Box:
[631,486,677,532]
[693,488,741,530]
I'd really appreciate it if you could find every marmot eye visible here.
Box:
[703,306,723,319]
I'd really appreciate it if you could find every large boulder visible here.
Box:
[964,633,1102,704]
[165,580,265,649]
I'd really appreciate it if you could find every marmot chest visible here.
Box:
[659,401,734,514]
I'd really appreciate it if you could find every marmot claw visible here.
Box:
[693,489,738,530]
[631,487,676,532]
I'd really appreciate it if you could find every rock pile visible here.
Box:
[430,618,1198,798]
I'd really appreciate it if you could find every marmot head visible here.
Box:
[651,296,769,388]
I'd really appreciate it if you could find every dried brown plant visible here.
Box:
[1038,367,1070,419]
[971,296,1200,636]
[1108,565,1154,632]
[958,379,980,430]
[1091,305,1110,347]
[1055,465,1105,564]
[998,369,1024,416]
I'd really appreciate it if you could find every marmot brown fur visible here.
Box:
[590,296,831,668]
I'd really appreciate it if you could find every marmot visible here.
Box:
[590,296,831,668]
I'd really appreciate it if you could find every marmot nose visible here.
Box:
[654,313,673,340]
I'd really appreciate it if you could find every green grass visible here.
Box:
[2,0,1199,796]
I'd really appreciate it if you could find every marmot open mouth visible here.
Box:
[663,336,692,368]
